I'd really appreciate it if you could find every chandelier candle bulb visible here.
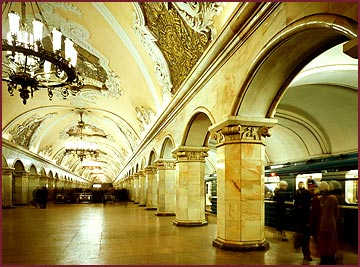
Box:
[32,19,43,42]
[64,38,74,60]
[44,61,51,79]
[52,28,62,52]
[8,11,20,34]
[2,2,82,104]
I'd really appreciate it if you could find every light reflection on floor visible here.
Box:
[2,202,358,265]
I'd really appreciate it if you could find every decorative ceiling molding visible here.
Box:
[138,2,210,93]
[40,3,122,97]
[133,3,173,102]
[135,106,156,132]
[8,113,56,150]
[172,2,226,41]
[93,2,161,109]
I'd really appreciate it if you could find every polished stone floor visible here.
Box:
[2,201,358,265]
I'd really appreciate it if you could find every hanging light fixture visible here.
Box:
[2,2,81,104]
[64,110,100,162]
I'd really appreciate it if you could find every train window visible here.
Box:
[345,170,358,204]
[264,174,280,199]
[295,173,322,189]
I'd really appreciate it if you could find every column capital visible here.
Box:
[145,165,157,174]
[2,167,15,176]
[155,158,176,170]
[137,170,145,177]
[209,116,277,146]
[172,146,209,162]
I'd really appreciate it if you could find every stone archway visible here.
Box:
[13,160,27,205]
[233,14,357,119]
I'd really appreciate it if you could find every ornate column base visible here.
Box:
[213,238,269,251]
[155,212,175,216]
[173,219,208,227]
[145,207,157,210]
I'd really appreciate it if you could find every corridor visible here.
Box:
[2,202,358,265]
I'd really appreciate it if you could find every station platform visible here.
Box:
[2,201,358,265]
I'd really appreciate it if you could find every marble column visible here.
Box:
[129,177,135,202]
[13,171,29,205]
[138,170,147,207]
[172,146,209,226]
[133,174,140,204]
[28,173,40,203]
[155,159,176,216]
[2,167,14,208]
[145,166,157,210]
[209,116,276,251]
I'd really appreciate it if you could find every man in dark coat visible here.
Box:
[274,180,289,241]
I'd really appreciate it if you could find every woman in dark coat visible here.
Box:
[318,182,339,265]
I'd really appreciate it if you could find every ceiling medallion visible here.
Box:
[2,2,82,104]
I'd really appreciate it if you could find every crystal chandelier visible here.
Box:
[64,111,100,162]
[2,2,81,104]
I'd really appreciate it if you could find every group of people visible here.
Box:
[274,178,344,264]
[32,186,49,209]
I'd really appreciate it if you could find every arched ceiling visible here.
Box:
[267,44,358,163]
[2,2,237,183]
[2,2,358,183]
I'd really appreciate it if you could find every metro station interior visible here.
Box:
[1,2,358,265]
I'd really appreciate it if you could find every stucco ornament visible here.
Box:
[172,2,226,41]
[136,106,156,131]
[133,3,173,100]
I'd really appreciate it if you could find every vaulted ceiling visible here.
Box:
[2,2,358,184]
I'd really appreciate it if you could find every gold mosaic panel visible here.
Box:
[140,2,209,93]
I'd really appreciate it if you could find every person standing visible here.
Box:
[318,181,339,265]
[39,186,49,209]
[274,180,289,241]
[308,179,322,257]
[32,186,40,208]
[294,181,312,261]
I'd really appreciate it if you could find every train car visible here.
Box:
[264,153,358,247]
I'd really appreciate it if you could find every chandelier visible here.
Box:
[64,111,100,162]
[2,2,81,104]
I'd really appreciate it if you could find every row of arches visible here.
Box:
[112,11,357,250]
[2,7,357,252]
[2,154,89,208]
